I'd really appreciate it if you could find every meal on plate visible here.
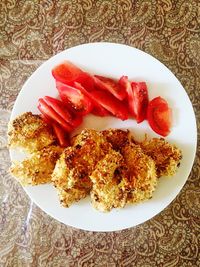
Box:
[8,61,181,212]
[8,112,182,212]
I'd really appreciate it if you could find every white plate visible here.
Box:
[10,43,197,232]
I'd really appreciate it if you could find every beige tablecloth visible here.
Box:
[0,0,200,266]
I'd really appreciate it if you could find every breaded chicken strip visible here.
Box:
[52,129,112,207]
[10,145,63,185]
[121,143,157,203]
[102,129,132,151]
[90,149,130,212]
[8,112,56,153]
[140,138,182,177]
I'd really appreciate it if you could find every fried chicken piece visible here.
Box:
[10,145,63,185]
[52,129,112,207]
[121,142,157,203]
[90,149,130,212]
[140,138,182,177]
[102,129,132,151]
[8,112,56,153]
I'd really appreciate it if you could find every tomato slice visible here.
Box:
[37,98,73,132]
[52,61,82,83]
[94,75,126,101]
[119,77,149,123]
[43,96,72,123]
[119,76,134,117]
[56,81,93,116]
[52,123,70,147]
[147,96,172,137]
[131,82,149,123]
[73,82,110,116]
[90,90,129,120]
[40,113,52,125]
[52,61,94,91]
[43,96,83,128]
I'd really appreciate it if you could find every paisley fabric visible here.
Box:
[0,0,199,266]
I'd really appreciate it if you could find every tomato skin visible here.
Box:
[90,90,129,120]
[56,81,93,116]
[119,76,149,123]
[94,75,127,101]
[40,113,52,124]
[119,76,135,117]
[43,96,73,124]
[52,123,70,147]
[131,82,149,123]
[52,61,94,91]
[73,82,110,116]
[147,96,172,137]
[37,98,73,132]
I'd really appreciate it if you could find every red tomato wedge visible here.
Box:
[40,113,70,147]
[94,75,126,101]
[90,90,129,120]
[119,76,135,117]
[37,98,73,132]
[73,82,110,116]
[52,61,94,91]
[43,96,83,128]
[52,123,70,147]
[147,96,172,137]
[40,113,52,124]
[43,96,72,124]
[56,81,93,116]
[131,82,149,123]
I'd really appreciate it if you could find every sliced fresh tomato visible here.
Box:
[94,75,126,101]
[91,105,111,116]
[43,96,72,123]
[131,82,149,123]
[71,115,83,128]
[73,82,110,116]
[90,90,129,120]
[147,96,172,137]
[52,123,70,147]
[38,98,73,132]
[56,81,93,116]
[119,76,135,117]
[40,113,52,124]
[52,61,94,91]
[119,77,149,123]
[43,96,83,128]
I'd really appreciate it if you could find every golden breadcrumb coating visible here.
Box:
[8,112,56,153]
[56,187,89,208]
[102,129,132,151]
[121,142,157,203]
[10,145,63,185]
[90,149,130,212]
[140,138,182,177]
[52,129,112,207]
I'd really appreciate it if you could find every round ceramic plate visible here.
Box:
[10,43,197,232]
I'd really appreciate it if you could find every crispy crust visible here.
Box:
[8,113,182,212]
[121,142,157,203]
[102,129,132,151]
[140,138,182,177]
[8,112,56,153]
[52,129,112,207]
[10,145,63,185]
[90,149,129,212]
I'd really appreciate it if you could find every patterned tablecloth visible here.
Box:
[0,1,200,266]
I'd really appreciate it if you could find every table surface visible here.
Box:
[0,1,199,266]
